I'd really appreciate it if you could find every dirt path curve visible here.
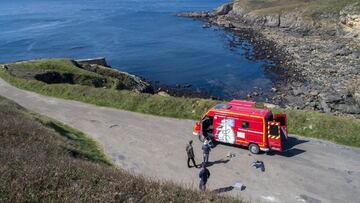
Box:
[0,78,359,203]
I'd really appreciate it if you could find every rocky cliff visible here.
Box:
[339,2,360,39]
[179,0,360,116]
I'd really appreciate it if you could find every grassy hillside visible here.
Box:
[236,0,359,18]
[0,96,240,202]
[4,59,152,93]
[1,59,359,147]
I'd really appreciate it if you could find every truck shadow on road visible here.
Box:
[268,137,308,157]
[210,137,308,157]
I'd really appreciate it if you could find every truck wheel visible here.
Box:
[249,144,260,154]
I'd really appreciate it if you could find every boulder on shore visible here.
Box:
[213,3,233,16]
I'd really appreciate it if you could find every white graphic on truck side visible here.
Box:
[216,118,235,144]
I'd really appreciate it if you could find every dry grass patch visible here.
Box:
[0,96,241,202]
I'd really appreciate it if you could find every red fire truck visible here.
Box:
[193,100,288,154]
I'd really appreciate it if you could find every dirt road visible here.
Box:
[0,78,359,203]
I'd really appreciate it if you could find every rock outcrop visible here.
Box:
[176,11,210,18]
[75,57,108,67]
[214,2,233,16]
[339,2,360,39]
[179,1,360,116]
[74,60,154,94]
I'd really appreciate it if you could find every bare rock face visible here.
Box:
[350,77,360,105]
[279,11,302,28]
[339,2,360,39]
[213,2,233,15]
[229,0,248,16]
[177,11,210,18]
[75,57,108,66]
[265,14,280,27]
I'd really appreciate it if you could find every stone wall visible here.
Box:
[75,57,108,67]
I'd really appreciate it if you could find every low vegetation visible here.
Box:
[273,108,360,147]
[4,58,153,93]
[236,0,359,20]
[0,96,240,202]
[5,59,114,89]
[1,59,359,147]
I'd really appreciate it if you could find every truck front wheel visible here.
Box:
[249,144,260,154]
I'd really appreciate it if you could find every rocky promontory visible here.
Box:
[179,0,360,116]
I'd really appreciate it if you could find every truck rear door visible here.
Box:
[274,113,288,150]
[267,121,282,152]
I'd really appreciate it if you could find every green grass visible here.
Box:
[0,95,110,165]
[6,59,116,89]
[0,68,217,119]
[274,108,360,147]
[8,58,99,75]
[236,0,358,20]
[32,113,112,165]
[0,96,241,202]
[1,59,360,147]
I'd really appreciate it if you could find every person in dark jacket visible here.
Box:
[202,140,211,164]
[201,116,213,139]
[199,163,210,191]
[186,140,198,168]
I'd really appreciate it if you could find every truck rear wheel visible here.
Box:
[249,144,260,154]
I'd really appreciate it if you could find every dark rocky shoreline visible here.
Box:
[177,1,360,117]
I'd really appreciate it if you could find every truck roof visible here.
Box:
[211,100,271,118]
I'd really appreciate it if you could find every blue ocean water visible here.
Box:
[0,0,274,99]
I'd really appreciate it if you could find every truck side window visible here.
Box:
[242,121,249,129]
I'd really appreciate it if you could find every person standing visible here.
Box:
[202,140,211,164]
[186,140,198,168]
[199,163,210,191]
[201,116,211,139]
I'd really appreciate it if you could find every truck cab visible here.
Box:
[193,100,288,154]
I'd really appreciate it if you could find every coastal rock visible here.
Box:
[182,1,360,116]
[333,104,360,114]
[293,86,308,96]
[75,57,108,67]
[177,11,209,18]
[74,61,154,94]
[319,93,343,103]
[214,3,233,16]
[157,91,170,97]
[339,2,360,39]
[1,65,9,70]
[230,1,249,16]
[279,10,314,31]
[243,12,265,25]
[265,14,280,27]
[320,100,332,113]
